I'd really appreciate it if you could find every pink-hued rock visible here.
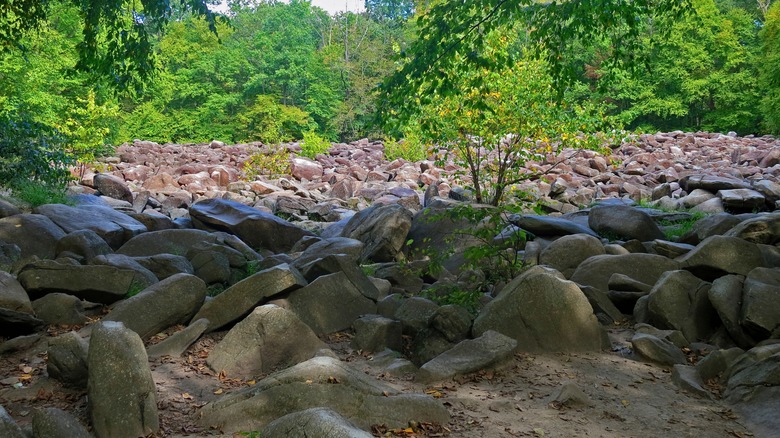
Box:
[143,173,180,192]
[290,157,324,181]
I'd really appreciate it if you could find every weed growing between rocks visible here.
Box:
[242,145,291,180]
[382,134,428,162]
[125,281,146,298]
[300,131,331,159]
[408,204,531,309]
[658,211,706,241]
[9,181,72,208]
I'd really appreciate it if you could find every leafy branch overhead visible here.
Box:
[379,0,692,122]
[1,0,220,88]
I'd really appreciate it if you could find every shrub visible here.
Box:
[300,131,331,158]
[242,145,291,180]
[0,112,73,189]
[11,181,70,207]
[383,132,428,162]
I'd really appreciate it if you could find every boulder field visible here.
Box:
[0,132,778,437]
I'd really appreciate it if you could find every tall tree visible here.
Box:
[379,0,691,126]
[760,0,780,132]
[1,0,219,88]
[365,0,416,22]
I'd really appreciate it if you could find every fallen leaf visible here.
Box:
[621,399,630,407]
[19,374,32,381]
[213,389,223,395]
[21,366,32,374]
[182,393,193,400]
[425,389,443,398]
[246,380,256,386]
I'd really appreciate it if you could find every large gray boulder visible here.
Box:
[147,318,210,358]
[538,234,605,278]
[261,408,373,438]
[18,260,154,304]
[192,263,307,332]
[197,356,449,433]
[709,275,756,349]
[292,237,365,267]
[47,331,89,388]
[509,214,599,238]
[588,205,665,242]
[630,333,687,366]
[570,253,680,295]
[0,214,66,259]
[207,305,327,379]
[394,296,439,336]
[32,407,93,438]
[681,174,751,192]
[32,293,88,325]
[190,198,314,253]
[88,253,159,285]
[718,189,766,211]
[88,321,158,438]
[724,214,780,245]
[280,271,377,335]
[104,273,207,340]
[417,330,517,383]
[340,204,412,263]
[724,345,780,437]
[0,271,33,314]
[351,315,403,353]
[34,204,146,249]
[405,206,484,273]
[118,229,261,263]
[294,254,380,301]
[93,173,133,203]
[647,270,719,343]
[132,254,194,280]
[55,229,113,261]
[679,213,744,245]
[678,235,765,280]
[472,269,603,352]
[741,267,780,340]
[0,307,44,337]
[0,404,24,438]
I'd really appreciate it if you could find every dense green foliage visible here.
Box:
[1,0,780,193]
[760,1,780,132]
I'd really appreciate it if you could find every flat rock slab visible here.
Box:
[261,407,373,438]
[198,356,449,433]
[0,214,66,259]
[104,273,207,340]
[570,253,681,294]
[718,189,766,211]
[417,330,517,383]
[508,214,599,238]
[473,269,603,352]
[192,263,307,332]
[18,260,153,304]
[34,204,146,249]
[206,305,326,379]
[190,198,314,253]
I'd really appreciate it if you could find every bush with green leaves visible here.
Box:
[242,145,291,180]
[300,131,331,159]
[407,30,620,206]
[0,113,73,189]
[383,132,427,162]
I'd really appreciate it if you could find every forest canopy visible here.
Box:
[1,0,779,188]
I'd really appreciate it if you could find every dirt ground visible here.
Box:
[0,323,755,438]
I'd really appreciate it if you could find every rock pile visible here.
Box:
[0,132,779,436]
